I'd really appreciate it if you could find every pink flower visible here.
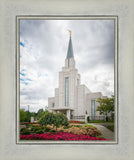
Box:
[20,132,110,141]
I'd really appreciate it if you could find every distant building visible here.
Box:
[48,31,107,120]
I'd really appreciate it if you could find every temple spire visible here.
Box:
[66,30,74,59]
[69,30,72,37]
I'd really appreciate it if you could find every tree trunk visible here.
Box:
[53,124,54,128]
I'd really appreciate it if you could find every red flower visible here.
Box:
[20,132,110,141]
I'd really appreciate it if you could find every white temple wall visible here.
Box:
[48,97,55,111]
[59,71,64,108]
[86,92,105,117]
[55,88,59,108]
[69,69,77,109]
[77,85,86,116]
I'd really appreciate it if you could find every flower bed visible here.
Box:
[62,126,101,137]
[20,132,109,141]
[55,124,102,137]
[20,124,103,138]
[21,122,38,125]
[69,120,84,124]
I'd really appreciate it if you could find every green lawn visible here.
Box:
[106,125,114,132]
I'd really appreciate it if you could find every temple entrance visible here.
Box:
[60,110,67,116]
[52,109,74,120]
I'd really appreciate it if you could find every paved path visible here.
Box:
[88,123,115,141]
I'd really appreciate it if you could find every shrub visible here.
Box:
[66,126,88,135]
[62,125,102,137]
[106,125,114,132]
[35,129,44,134]
[44,126,51,132]
[29,124,33,127]
[41,126,46,130]
[63,126,70,129]
[50,129,56,133]
[31,126,41,132]
[54,113,69,131]
[38,112,55,126]
[59,129,64,132]
[20,127,26,132]
[38,112,69,132]
[71,124,82,128]
[82,121,85,124]
[85,127,101,137]
[83,124,97,129]
[21,128,31,135]
[75,125,82,128]
[26,124,29,128]
[31,126,36,132]
[87,116,90,123]
[30,125,46,133]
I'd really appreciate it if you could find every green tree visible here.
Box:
[38,112,55,127]
[96,95,114,121]
[54,113,69,131]
[20,109,26,122]
[38,112,69,132]
[25,111,32,122]
[36,108,48,119]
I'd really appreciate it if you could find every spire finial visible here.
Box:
[69,30,72,37]
[66,30,74,59]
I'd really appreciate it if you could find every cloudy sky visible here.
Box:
[20,19,114,112]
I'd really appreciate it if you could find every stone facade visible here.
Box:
[48,35,107,120]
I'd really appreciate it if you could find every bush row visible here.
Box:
[20,126,65,135]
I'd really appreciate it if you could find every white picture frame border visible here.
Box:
[16,15,118,145]
[1,0,134,160]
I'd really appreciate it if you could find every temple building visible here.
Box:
[48,31,107,120]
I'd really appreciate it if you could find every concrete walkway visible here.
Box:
[88,123,115,141]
